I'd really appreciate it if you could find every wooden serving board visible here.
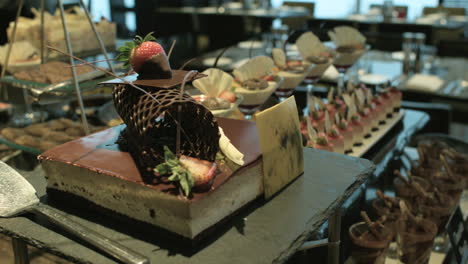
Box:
[348,110,405,158]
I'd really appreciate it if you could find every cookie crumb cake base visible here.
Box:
[39,118,263,239]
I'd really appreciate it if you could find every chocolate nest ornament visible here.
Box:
[103,33,219,187]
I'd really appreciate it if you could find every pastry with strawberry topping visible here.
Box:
[388,87,402,113]
[309,96,327,131]
[314,132,335,152]
[324,111,345,154]
[336,113,354,152]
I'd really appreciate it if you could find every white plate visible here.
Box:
[202,57,233,67]
[359,74,390,85]
[238,41,264,49]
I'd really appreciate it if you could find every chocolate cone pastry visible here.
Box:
[113,84,220,184]
[349,212,393,264]
[137,53,173,80]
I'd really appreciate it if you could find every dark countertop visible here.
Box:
[0,148,373,264]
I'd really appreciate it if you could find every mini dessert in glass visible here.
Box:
[232,56,283,120]
[397,202,438,264]
[328,26,367,95]
[296,32,333,85]
[372,190,408,234]
[349,212,393,264]
[192,68,243,117]
[271,48,315,101]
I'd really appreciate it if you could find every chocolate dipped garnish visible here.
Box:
[137,53,172,80]
[349,211,393,264]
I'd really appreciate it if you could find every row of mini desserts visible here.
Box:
[301,85,402,154]
[192,28,362,118]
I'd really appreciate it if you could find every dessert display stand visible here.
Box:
[0,0,114,129]
[0,148,373,264]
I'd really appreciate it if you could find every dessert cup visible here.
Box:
[389,87,402,113]
[371,96,386,124]
[379,91,394,118]
[310,110,325,132]
[313,132,334,152]
[313,142,334,152]
[397,217,437,264]
[350,117,364,145]
[327,133,344,154]
[359,110,372,137]
[192,94,244,118]
[275,63,315,102]
[338,122,354,152]
[393,176,431,202]
[236,76,283,120]
[349,222,393,264]
[304,59,332,84]
[332,45,368,97]
[415,192,456,234]
[372,197,409,235]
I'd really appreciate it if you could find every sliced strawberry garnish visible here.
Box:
[179,155,217,189]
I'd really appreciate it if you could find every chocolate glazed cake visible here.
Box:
[40,35,265,240]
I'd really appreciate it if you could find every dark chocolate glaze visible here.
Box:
[137,53,173,80]
[39,118,262,201]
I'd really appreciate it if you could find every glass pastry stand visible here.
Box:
[9,88,48,127]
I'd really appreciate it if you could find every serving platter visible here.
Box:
[348,110,405,158]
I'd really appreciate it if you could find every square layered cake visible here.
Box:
[39,118,263,239]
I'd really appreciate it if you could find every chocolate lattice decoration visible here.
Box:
[113,84,220,181]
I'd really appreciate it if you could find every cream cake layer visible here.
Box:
[39,118,263,239]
